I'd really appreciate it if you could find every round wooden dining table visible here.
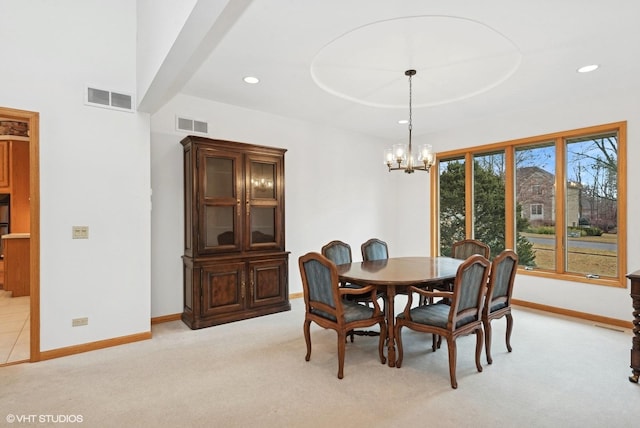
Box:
[335,256,464,367]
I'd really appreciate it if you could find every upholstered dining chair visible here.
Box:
[361,238,389,261]
[322,240,384,304]
[452,239,490,260]
[395,254,491,389]
[321,240,353,269]
[360,238,414,307]
[298,252,387,379]
[483,249,518,364]
[427,238,491,306]
[322,240,383,341]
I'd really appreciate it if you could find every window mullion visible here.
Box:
[555,138,566,273]
[465,152,474,238]
[505,146,515,248]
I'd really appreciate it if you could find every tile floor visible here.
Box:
[0,289,30,365]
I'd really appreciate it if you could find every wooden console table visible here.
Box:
[627,270,640,383]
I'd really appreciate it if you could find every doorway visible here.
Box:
[0,106,40,364]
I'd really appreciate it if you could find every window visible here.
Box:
[438,157,466,257]
[473,151,506,254]
[434,122,626,287]
[531,204,543,217]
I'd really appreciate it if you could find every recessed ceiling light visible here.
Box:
[398,119,408,125]
[243,76,260,84]
[577,64,599,73]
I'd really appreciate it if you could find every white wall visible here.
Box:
[0,1,151,350]
[136,0,198,100]
[427,90,640,321]
[149,94,412,316]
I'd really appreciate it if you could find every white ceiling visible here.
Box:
[158,0,640,141]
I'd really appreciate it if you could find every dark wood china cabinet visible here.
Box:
[627,270,640,383]
[181,136,290,329]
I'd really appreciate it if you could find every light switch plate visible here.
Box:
[72,226,89,239]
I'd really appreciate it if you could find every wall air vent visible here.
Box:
[85,86,134,112]
[176,116,209,135]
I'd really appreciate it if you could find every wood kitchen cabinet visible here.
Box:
[0,141,9,188]
[0,138,30,231]
[2,233,30,297]
[181,136,290,329]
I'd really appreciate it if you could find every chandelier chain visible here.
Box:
[408,71,413,152]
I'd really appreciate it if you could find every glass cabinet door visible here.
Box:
[198,149,243,253]
[246,156,282,249]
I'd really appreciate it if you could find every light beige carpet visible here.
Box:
[1,297,639,428]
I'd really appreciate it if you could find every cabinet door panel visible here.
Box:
[245,155,283,250]
[248,258,288,308]
[205,156,234,198]
[204,206,235,247]
[250,207,275,245]
[0,141,9,188]
[198,148,243,253]
[201,262,245,317]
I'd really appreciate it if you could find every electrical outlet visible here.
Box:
[72,226,89,239]
[72,317,88,327]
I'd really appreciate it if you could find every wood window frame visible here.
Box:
[430,121,627,288]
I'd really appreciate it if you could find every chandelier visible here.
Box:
[251,163,274,190]
[252,177,274,190]
[384,70,435,173]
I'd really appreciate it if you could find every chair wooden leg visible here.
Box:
[475,327,484,373]
[378,321,387,365]
[395,324,404,368]
[445,337,458,389]
[483,319,493,364]
[304,319,312,361]
[505,312,514,352]
[337,332,346,379]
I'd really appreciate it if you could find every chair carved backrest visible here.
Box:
[361,238,389,261]
[452,239,490,260]
[299,253,342,320]
[321,240,352,266]
[484,250,518,317]
[449,254,491,329]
